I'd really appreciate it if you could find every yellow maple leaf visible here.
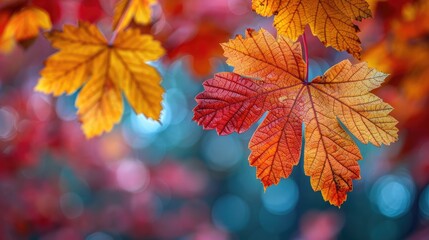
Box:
[194,29,398,206]
[35,22,165,138]
[0,6,52,53]
[112,0,156,32]
[252,0,371,58]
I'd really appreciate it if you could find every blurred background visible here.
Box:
[0,0,429,239]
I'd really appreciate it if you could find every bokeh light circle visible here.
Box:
[165,88,188,125]
[212,194,250,232]
[55,95,77,121]
[419,185,429,218]
[202,134,243,171]
[116,159,150,192]
[0,107,17,140]
[261,179,299,215]
[370,174,415,218]
[130,104,171,135]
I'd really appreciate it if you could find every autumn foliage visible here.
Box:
[0,0,409,208]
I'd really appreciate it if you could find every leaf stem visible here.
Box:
[108,0,132,45]
[109,29,120,46]
[301,33,309,83]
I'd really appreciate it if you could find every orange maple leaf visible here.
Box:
[113,0,156,32]
[193,29,398,206]
[0,6,51,53]
[35,22,165,138]
[252,0,371,58]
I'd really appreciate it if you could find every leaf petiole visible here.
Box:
[109,0,133,45]
[301,32,309,83]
